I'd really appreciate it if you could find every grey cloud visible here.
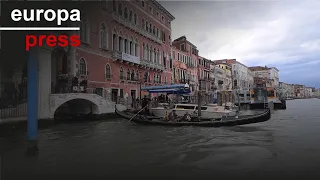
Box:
[160,0,320,87]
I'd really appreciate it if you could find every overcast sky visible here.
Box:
[160,0,320,87]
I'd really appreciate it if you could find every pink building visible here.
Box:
[172,36,199,94]
[74,0,174,102]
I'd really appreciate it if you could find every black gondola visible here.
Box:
[115,106,271,127]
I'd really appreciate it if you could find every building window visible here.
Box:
[124,39,128,53]
[141,1,144,7]
[153,26,155,35]
[80,15,88,43]
[142,19,145,29]
[136,70,139,81]
[128,10,132,21]
[105,64,111,79]
[149,6,153,14]
[120,67,124,80]
[131,70,135,81]
[118,3,122,16]
[112,34,117,51]
[156,11,159,18]
[161,16,164,22]
[100,23,107,49]
[146,21,149,31]
[124,7,128,19]
[156,28,159,38]
[79,58,87,75]
[134,14,137,24]
[127,69,130,80]
[149,23,152,33]
[180,44,185,51]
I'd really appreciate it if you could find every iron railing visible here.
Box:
[51,81,88,94]
[0,101,27,118]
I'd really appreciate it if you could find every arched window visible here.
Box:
[118,3,123,15]
[129,10,132,21]
[100,23,107,49]
[146,21,149,31]
[80,14,88,43]
[136,70,139,81]
[134,14,137,24]
[120,67,124,80]
[79,58,87,75]
[142,19,145,29]
[149,23,152,33]
[124,7,128,19]
[144,71,148,82]
[124,39,128,53]
[153,48,156,63]
[153,26,155,35]
[105,64,111,78]
[131,69,135,81]
[154,73,156,83]
[112,34,117,51]
[127,69,130,80]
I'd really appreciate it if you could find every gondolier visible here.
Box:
[141,95,151,114]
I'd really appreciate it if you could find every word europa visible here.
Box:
[11,9,80,25]
[10,9,81,51]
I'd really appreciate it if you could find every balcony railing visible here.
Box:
[140,59,164,71]
[51,81,89,94]
[113,51,140,64]
[111,12,162,44]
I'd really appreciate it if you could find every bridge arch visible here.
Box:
[50,93,104,119]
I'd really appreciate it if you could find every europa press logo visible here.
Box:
[0,8,81,51]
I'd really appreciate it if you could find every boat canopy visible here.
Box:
[148,88,191,94]
[141,83,189,91]
[142,83,191,94]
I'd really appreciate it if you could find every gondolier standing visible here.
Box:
[142,95,151,114]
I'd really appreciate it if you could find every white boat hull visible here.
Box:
[151,108,236,119]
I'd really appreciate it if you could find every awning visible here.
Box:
[148,88,191,94]
[141,84,189,91]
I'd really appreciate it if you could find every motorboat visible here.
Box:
[151,103,237,119]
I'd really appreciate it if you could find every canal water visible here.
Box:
[1,99,320,180]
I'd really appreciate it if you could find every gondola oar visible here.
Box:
[128,104,148,123]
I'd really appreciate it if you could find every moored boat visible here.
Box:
[115,106,271,127]
[151,103,237,119]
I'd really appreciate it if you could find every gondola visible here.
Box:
[115,106,271,127]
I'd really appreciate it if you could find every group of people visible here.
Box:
[165,110,200,122]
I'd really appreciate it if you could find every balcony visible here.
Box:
[111,12,162,45]
[199,77,211,81]
[140,59,164,71]
[112,51,140,65]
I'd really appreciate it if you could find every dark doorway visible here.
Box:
[111,89,118,102]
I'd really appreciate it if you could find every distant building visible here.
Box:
[212,59,250,91]
[249,66,279,87]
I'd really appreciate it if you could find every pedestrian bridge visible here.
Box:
[49,93,116,119]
